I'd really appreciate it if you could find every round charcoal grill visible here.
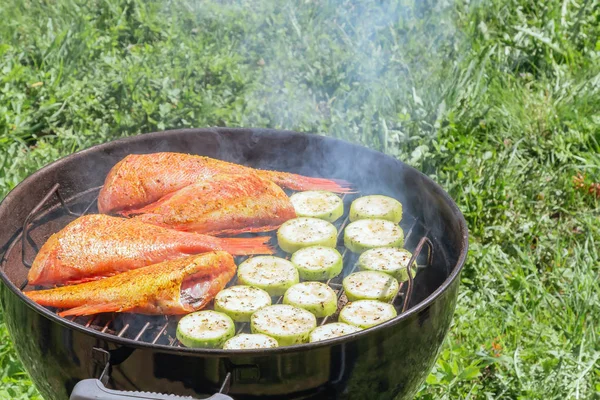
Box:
[0,128,468,400]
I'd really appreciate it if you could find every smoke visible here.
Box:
[179,0,463,155]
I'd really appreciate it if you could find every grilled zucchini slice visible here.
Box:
[251,304,317,346]
[357,247,416,281]
[277,217,338,254]
[343,219,404,253]
[309,322,362,342]
[237,256,299,296]
[283,282,338,318]
[291,245,343,281]
[176,310,235,348]
[349,195,403,223]
[290,191,344,222]
[214,285,272,322]
[222,333,279,350]
[339,300,397,329]
[342,271,399,302]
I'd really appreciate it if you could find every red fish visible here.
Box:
[28,214,272,286]
[128,173,297,235]
[98,152,351,214]
[25,252,236,317]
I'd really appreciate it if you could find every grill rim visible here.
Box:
[0,127,468,356]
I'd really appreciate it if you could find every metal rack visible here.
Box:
[19,184,434,347]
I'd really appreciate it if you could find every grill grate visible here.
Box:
[19,184,433,348]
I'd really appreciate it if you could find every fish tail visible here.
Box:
[215,236,275,255]
[206,225,283,237]
[58,302,121,317]
[260,171,354,193]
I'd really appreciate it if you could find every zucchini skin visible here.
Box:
[349,195,403,223]
[343,271,400,302]
[214,285,272,322]
[309,322,362,342]
[237,256,299,296]
[357,247,416,281]
[250,304,317,346]
[291,246,343,281]
[223,333,279,350]
[343,219,404,254]
[283,282,338,318]
[176,311,235,348]
[277,217,338,253]
[290,191,344,222]
[339,300,397,329]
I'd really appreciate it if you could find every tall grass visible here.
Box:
[1,0,599,398]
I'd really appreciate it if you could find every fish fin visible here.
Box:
[118,190,179,217]
[58,302,121,317]
[216,236,274,255]
[64,275,112,285]
[260,171,354,193]
[210,225,283,237]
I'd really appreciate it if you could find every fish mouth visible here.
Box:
[180,273,213,309]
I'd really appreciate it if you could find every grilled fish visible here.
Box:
[28,214,272,286]
[25,252,236,317]
[98,152,351,214]
[128,173,297,235]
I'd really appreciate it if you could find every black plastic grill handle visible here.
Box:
[70,379,234,400]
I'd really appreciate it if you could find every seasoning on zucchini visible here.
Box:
[290,191,344,222]
[277,217,338,254]
[309,322,362,342]
[339,300,397,329]
[176,310,235,348]
[251,304,317,346]
[222,333,279,350]
[214,285,272,322]
[291,245,343,281]
[283,282,338,318]
[343,219,404,254]
[357,247,416,282]
[237,256,299,296]
[349,195,403,223]
[342,271,399,302]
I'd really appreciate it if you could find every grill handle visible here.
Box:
[70,348,234,400]
[70,379,234,400]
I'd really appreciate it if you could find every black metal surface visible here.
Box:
[0,128,468,400]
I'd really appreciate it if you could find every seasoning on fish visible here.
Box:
[27,214,272,286]
[98,152,352,214]
[128,173,297,235]
[24,252,236,317]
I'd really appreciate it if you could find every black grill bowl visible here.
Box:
[0,128,467,400]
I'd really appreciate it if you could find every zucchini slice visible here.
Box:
[237,256,299,296]
[349,195,403,223]
[251,304,317,346]
[222,333,279,350]
[291,246,343,281]
[176,310,235,348]
[277,217,338,254]
[309,322,362,342]
[290,191,344,222]
[214,285,272,322]
[343,219,404,254]
[342,271,399,302]
[283,282,338,318]
[357,247,416,282]
[339,300,397,329]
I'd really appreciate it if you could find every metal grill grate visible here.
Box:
[19,184,433,348]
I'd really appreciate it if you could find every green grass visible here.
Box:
[1,0,599,398]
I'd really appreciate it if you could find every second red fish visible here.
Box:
[126,173,297,235]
